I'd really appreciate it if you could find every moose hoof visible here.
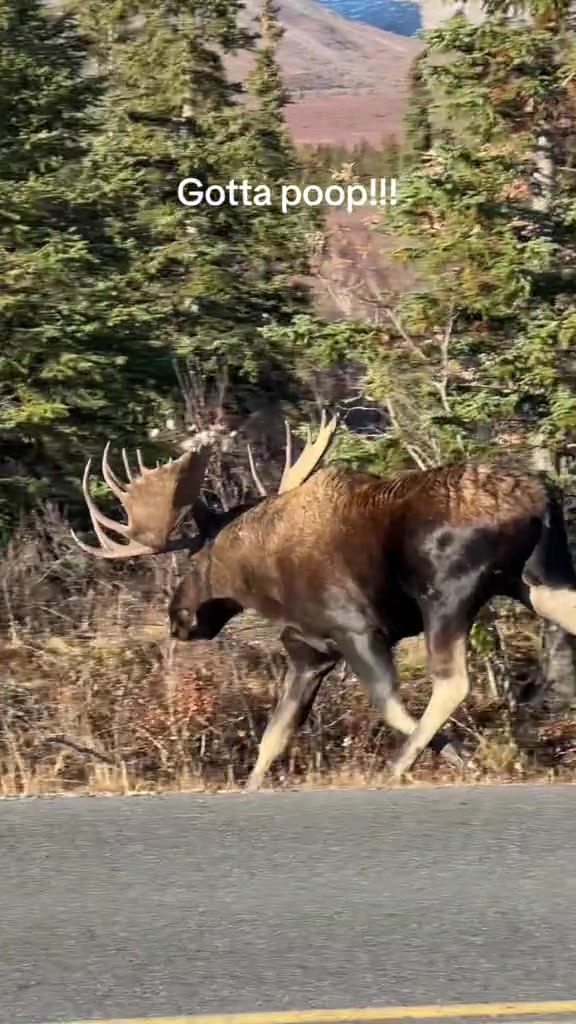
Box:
[388,766,413,785]
[439,741,466,770]
[244,774,262,793]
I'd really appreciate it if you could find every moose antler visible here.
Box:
[70,442,211,559]
[72,410,339,559]
[247,408,339,497]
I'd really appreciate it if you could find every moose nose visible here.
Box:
[169,605,190,637]
[170,611,196,640]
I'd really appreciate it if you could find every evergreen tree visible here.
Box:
[66,0,318,414]
[229,0,321,402]
[376,3,576,702]
[403,51,434,169]
[374,7,576,468]
[0,0,177,527]
[247,0,291,132]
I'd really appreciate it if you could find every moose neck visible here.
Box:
[192,496,265,542]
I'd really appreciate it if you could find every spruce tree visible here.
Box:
[0,0,177,526]
[66,0,318,413]
[227,0,321,404]
[247,0,291,132]
[374,7,576,467]
[377,3,576,702]
[403,51,434,169]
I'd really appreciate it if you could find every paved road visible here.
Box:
[1,784,576,1024]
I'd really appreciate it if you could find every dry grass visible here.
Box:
[285,93,410,145]
[1,513,576,799]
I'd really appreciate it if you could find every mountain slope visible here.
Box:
[232,0,420,95]
[230,0,421,141]
[46,0,420,143]
[320,0,421,37]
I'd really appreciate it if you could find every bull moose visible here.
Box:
[72,411,576,786]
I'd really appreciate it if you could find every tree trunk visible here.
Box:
[526,14,576,706]
[539,622,576,708]
[529,446,576,705]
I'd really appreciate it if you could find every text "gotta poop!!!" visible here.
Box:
[177,176,398,214]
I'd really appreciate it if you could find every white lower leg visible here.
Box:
[391,636,469,779]
[246,698,300,791]
[527,583,576,635]
[382,695,464,766]
[336,629,463,766]
[338,631,421,735]
[381,693,419,735]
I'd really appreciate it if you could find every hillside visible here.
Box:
[45,0,416,142]
[230,0,422,142]
[319,0,485,34]
[321,0,421,36]
[46,0,420,143]
[235,0,420,94]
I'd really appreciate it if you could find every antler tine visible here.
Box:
[277,408,339,494]
[247,443,268,497]
[101,442,126,500]
[283,419,293,481]
[121,448,133,481]
[69,527,152,559]
[81,459,130,540]
[70,458,153,559]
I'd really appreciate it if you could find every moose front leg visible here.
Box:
[390,625,470,780]
[245,629,338,791]
[334,627,464,770]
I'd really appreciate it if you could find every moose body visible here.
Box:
[72,413,576,786]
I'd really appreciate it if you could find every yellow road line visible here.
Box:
[43,999,576,1024]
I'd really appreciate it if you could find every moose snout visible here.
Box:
[169,606,196,641]
[170,620,194,640]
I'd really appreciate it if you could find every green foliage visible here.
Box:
[0,0,178,529]
[6,0,576,558]
[259,312,382,403]
[258,314,404,468]
[367,6,576,468]
[66,0,319,409]
[1,0,326,534]
[403,52,433,168]
[265,3,576,482]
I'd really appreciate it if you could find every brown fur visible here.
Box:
[74,432,576,785]
[168,457,576,784]
[176,463,548,628]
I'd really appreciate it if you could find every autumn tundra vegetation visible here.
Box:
[1,0,576,795]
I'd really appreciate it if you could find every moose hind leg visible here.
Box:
[334,629,463,767]
[525,581,576,635]
[520,490,576,635]
[245,633,337,792]
[390,628,469,780]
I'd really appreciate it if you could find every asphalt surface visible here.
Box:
[1,784,576,1024]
